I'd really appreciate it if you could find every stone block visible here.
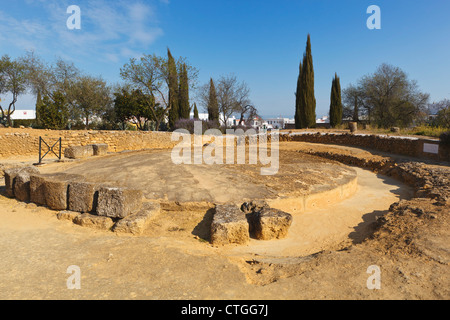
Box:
[5,166,39,198]
[250,207,293,240]
[44,173,85,210]
[4,168,21,198]
[57,210,80,222]
[241,200,269,214]
[64,145,94,159]
[210,204,249,245]
[73,213,114,230]
[96,186,143,219]
[14,170,37,202]
[68,181,99,213]
[113,202,160,235]
[92,144,108,156]
[30,174,47,205]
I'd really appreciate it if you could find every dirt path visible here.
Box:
[0,166,423,300]
[0,141,448,300]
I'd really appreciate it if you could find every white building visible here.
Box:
[190,112,209,121]
[263,117,295,130]
[11,110,36,120]
[316,116,330,124]
[190,112,240,127]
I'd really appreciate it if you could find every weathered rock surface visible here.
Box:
[5,166,40,200]
[241,200,269,214]
[113,202,160,235]
[73,213,114,230]
[249,207,293,240]
[210,204,250,245]
[43,174,85,210]
[4,168,21,198]
[68,181,99,213]
[57,210,80,222]
[64,145,94,159]
[30,174,47,205]
[96,186,143,219]
[92,144,108,156]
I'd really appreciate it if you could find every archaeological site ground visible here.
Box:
[0,127,449,300]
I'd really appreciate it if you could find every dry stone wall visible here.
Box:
[0,129,179,158]
[281,132,449,162]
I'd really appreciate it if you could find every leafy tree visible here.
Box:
[0,55,28,127]
[342,84,364,122]
[329,73,343,128]
[70,75,111,129]
[120,51,198,131]
[428,99,450,128]
[114,88,160,131]
[357,63,429,128]
[38,91,69,129]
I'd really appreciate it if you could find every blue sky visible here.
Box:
[1,0,449,118]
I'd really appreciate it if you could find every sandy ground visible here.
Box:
[0,143,448,300]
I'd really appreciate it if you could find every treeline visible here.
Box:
[295,35,449,129]
[0,49,257,132]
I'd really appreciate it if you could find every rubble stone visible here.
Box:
[96,186,143,219]
[64,145,94,159]
[113,202,160,235]
[249,207,293,240]
[210,204,249,245]
[73,213,114,230]
[68,181,99,213]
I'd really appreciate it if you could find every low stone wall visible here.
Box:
[0,129,178,158]
[281,132,449,162]
[4,167,159,235]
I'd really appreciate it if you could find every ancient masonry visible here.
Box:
[4,143,293,243]
[1,130,449,245]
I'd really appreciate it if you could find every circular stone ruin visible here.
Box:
[7,147,411,257]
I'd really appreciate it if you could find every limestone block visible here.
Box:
[96,186,143,219]
[14,167,40,202]
[73,213,114,230]
[30,174,47,205]
[92,144,108,156]
[113,202,160,235]
[68,181,99,213]
[30,173,84,209]
[57,210,80,222]
[4,168,21,198]
[64,145,94,159]
[210,204,249,245]
[250,207,293,240]
[241,200,269,214]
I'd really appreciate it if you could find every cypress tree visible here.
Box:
[294,62,303,129]
[167,49,179,130]
[329,73,343,128]
[207,78,219,122]
[295,34,316,129]
[178,63,190,119]
[193,103,199,119]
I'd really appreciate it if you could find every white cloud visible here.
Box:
[0,0,164,63]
